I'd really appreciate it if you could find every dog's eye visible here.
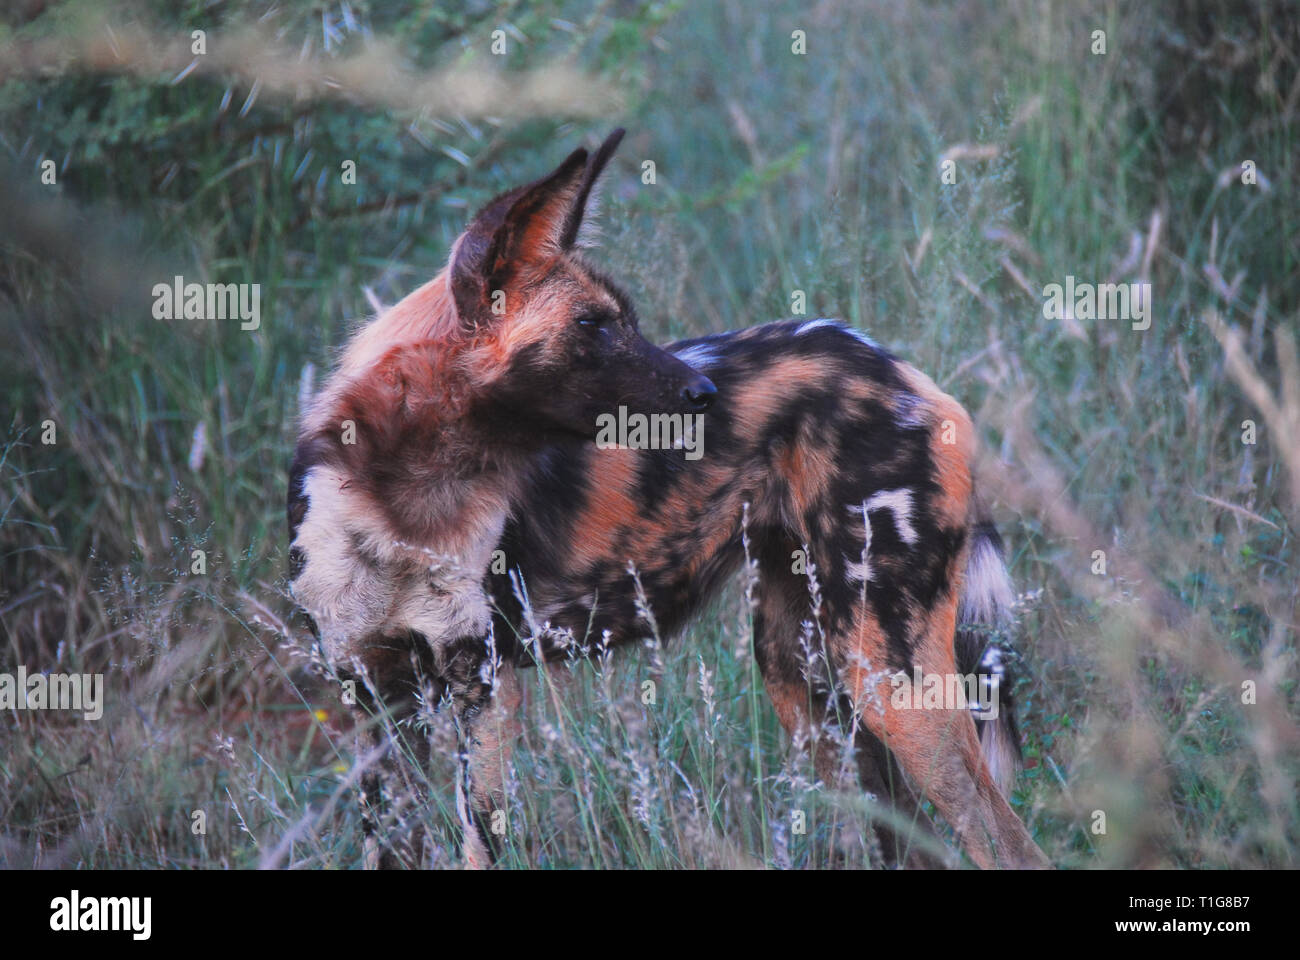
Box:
[576,312,609,330]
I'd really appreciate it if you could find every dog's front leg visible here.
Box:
[342,636,442,869]
[443,643,523,868]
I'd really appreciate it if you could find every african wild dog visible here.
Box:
[288,129,1050,869]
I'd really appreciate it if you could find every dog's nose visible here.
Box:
[682,377,717,412]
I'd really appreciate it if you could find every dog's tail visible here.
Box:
[956,498,1022,799]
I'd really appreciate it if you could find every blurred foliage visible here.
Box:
[0,0,673,270]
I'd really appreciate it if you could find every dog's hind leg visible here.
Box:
[839,599,1049,869]
[828,369,1048,868]
[752,532,945,867]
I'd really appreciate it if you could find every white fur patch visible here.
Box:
[961,534,1020,798]
[959,535,1015,624]
[856,488,919,544]
[982,715,1020,799]
[796,318,841,335]
[672,342,720,369]
[844,504,874,585]
[844,487,918,583]
[796,318,880,350]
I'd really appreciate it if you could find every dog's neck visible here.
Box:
[300,271,546,557]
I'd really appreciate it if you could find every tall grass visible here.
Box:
[1,0,1296,868]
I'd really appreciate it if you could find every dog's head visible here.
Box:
[448,129,715,441]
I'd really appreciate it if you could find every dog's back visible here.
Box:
[488,317,1035,865]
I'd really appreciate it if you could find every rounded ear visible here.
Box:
[449,130,626,328]
[448,194,519,330]
[449,147,588,328]
[559,127,625,249]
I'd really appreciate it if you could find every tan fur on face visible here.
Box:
[462,259,618,376]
